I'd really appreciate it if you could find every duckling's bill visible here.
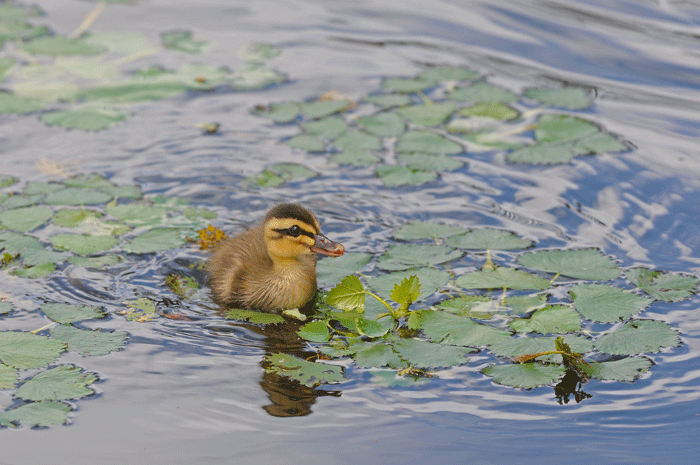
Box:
[312,233,345,257]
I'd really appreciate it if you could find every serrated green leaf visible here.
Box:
[50,234,118,255]
[459,102,519,120]
[326,275,366,312]
[396,130,463,154]
[0,364,17,389]
[375,165,438,187]
[52,209,101,227]
[583,357,652,381]
[507,142,585,164]
[509,305,581,334]
[420,310,512,347]
[517,248,620,281]
[255,101,300,123]
[0,401,71,427]
[488,335,593,359]
[45,188,112,206]
[106,203,168,226]
[284,134,325,152]
[40,109,126,131]
[626,268,698,302]
[364,93,412,108]
[23,182,63,195]
[368,268,450,302]
[393,221,465,240]
[0,205,52,232]
[535,114,599,143]
[301,116,347,139]
[333,129,383,151]
[300,99,352,120]
[356,318,389,338]
[390,275,421,306]
[41,303,105,324]
[397,102,456,126]
[353,342,406,369]
[265,353,345,386]
[316,253,371,286]
[16,364,97,401]
[50,325,128,356]
[446,228,533,250]
[356,111,405,137]
[376,244,461,271]
[574,132,628,153]
[298,320,330,342]
[329,148,381,166]
[569,283,652,323]
[456,267,550,290]
[122,228,185,254]
[504,295,549,316]
[1,194,44,209]
[594,320,680,355]
[226,308,284,324]
[525,87,591,110]
[449,82,518,103]
[12,262,56,278]
[483,363,566,388]
[0,332,65,369]
[436,295,497,319]
[392,338,474,369]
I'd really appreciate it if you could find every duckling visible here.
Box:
[208,203,344,312]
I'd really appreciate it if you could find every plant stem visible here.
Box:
[365,291,396,315]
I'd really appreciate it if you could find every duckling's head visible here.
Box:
[262,204,344,261]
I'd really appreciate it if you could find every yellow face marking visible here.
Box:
[263,218,318,259]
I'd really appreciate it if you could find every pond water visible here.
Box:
[2,0,700,463]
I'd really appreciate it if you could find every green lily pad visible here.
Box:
[0,401,71,427]
[352,342,406,369]
[65,174,112,190]
[226,308,284,325]
[382,76,436,93]
[50,234,118,255]
[375,165,438,187]
[356,111,405,137]
[45,188,112,206]
[393,221,465,240]
[626,268,698,302]
[284,134,325,152]
[363,93,412,108]
[40,109,126,131]
[254,101,300,123]
[122,228,185,254]
[488,335,593,359]
[21,35,104,56]
[392,338,475,369]
[297,320,331,342]
[301,116,348,139]
[0,232,43,255]
[435,295,495,319]
[418,65,479,82]
[583,357,652,381]
[329,148,382,166]
[397,102,456,126]
[73,82,189,104]
[594,320,680,355]
[456,267,550,290]
[50,325,128,356]
[0,302,13,315]
[509,305,581,334]
[11,263,56,278]
[333,129,383,151]
[23,182,64,195]
[15,364,97,401]
[52,209,101,227]
[525,87,591,110]
[265,353,345,386]
[483,363,566,389]
[106,204,168,226]
[396,152,464,171]
[0,205,52,232]
[376,244,462,271]
[517,248,620,281]
[0,364,17,389]
[21,249,68,267]
[574,132,628,153]
[67,255,121,269]
[449,82,518,103]
[300,99,352,120]
[0,194,44,209]
[535,114,599,143]
[0,92,43,114]
[368,268,450,302]
[419,310,512,347]
[161,30,210,54]
[459,102,519,120]
[41,303,105,324]
[316,252,371,286]
[0,332,65,369]
[504,295,549,316]
[396,131,464,154]
[569,283,652,323]
[507,142,586,165]
[446,229,533,250]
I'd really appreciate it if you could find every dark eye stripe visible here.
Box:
[274,226,315,239]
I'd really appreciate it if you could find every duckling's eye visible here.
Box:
[288,225,302,237]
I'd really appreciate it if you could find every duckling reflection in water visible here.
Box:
[208,204,344,312]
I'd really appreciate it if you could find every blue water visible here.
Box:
[2,0,700,463]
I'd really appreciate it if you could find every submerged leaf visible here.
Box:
[517,249,620,281]
[161,30,210,54]
[569,283,652,323]
[594,320,680,355]
[333,129,383,151]
[226,308,284,325]
[265,353,344,386]
[300,99,352,120]
[16,364,97,401]
[483,363,566,389]
[21,35,104,56]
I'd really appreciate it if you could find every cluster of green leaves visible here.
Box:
[0,173,216,278]
[251,65,628,188]
[235,221,695,389]
[0,303,128,427]
[0,4,286,129]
